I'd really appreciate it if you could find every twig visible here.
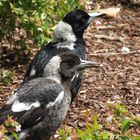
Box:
[87,50,140,57]
[96,25,116,30]
[94,34,125,44]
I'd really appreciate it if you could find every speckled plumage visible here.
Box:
[0,52,101,140]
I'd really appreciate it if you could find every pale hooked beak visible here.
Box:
[76,60,103,71]
[87,12,105,24]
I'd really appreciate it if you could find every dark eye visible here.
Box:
[63,60,74,67]
[81,19,86,23]
[78,18,86,25]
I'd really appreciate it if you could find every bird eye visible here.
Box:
[81,19,86,23]
[78,18,86,25]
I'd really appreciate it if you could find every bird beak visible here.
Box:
[87,12,105,24]
[76,60,103,71]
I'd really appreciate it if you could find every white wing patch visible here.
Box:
[6,93,17,105]
[12,100,40,112]
[46,91,64,108]
[26,101,40,110]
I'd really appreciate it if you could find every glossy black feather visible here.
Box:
[22,9,91,102]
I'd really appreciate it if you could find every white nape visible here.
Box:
[54,21,76,43]
[12,100,40,112]
[43,55,62,84]
[46,91,64,108]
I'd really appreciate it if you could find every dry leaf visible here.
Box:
[99,7,121,18]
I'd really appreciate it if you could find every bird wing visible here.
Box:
[23,42,56,83]
[0,78,64,129]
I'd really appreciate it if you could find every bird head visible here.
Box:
[54,9,105,42]
[43,52,102,83]
[59,53,102,81]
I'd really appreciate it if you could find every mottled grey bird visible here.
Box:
[0,53,101,140]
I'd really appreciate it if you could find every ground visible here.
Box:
[0,1,140,139]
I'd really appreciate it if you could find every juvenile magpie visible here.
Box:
[0,53,101,140]
[23,9,105,102]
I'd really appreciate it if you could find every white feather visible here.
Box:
[71,73,79,82]
[26,101,40,110]
[46,91,64,108]
[19,129,29,140]
[57,42,75,50]
[6,93,17,105]
[12,100,40,112]
[30,68,36,76]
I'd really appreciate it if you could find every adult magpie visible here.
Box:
[0,53,101,140]
[23,9,105,102]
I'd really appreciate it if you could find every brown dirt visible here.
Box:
[0,1,140,139]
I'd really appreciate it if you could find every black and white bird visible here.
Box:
[0,53,101,140]
[23,9,105,102]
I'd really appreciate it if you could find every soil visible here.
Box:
[0,1,140,139]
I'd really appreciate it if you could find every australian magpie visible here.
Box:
[0,53,101,140]
[23,9,105,102]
